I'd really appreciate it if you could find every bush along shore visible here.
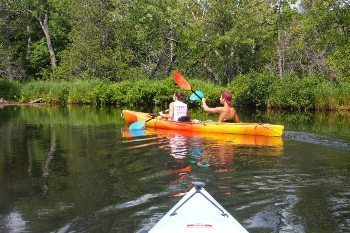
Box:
[1,73,350,112]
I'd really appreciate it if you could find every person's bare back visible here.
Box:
[217,106,239,122]
[201,91,239,123]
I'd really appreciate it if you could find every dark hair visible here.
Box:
[174,91,185,101]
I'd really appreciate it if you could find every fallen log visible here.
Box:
[29,98,43,104]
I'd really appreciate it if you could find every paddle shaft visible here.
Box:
[191,89,202,100]
[145,115,156,123]
[174,70,203,100]
[145,109,169,123]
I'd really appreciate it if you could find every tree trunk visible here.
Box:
[42,130,56,194]
[26,26,31,57]
[38,13,57,68]
[203,62,221,85]
[27,141,32,177]
[277,0,283,78]
[166,37,177,76]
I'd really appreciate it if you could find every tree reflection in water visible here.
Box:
[122,127,284,183]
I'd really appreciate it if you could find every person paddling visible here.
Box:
[159,91,190,122]
[201,90,239,123]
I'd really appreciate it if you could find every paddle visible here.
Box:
[174,70,203,100]
[190,90,204,101]
[129,110,169,130]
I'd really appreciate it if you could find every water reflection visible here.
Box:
[122,129,284,190]
[122,128,284,163]
[1,105,350,233]
[122,128,288,232]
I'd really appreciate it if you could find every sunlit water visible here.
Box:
[0,106,350,233]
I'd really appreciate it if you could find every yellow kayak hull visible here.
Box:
[122,128,283,147]
[122,110,284,137]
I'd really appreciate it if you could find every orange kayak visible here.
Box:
[122,110,284,137]
[122,128,283,147]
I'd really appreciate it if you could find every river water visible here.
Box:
[0,105,349,233]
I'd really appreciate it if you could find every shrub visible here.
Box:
[268,75,323,110]
[338,82,350,111]
[45,81,70,104]
[0,78,21,100]
[12,75,350,112]
[188,79,222,106]
[123,79,158,107]
[109,81,134,106]
[21,80,50,102]
[228,72,277,108]
[67,79,106,104]
[153,77,179,107]
[314,81,339,111]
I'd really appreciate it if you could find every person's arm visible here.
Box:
[159,103,174,119]
[202,98,220,114]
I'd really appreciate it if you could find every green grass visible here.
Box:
[1,75,350,112]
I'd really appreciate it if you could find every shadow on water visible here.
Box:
[1,105,350,233]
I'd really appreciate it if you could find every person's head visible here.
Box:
[173,91,185,102]
[220,90,232,107]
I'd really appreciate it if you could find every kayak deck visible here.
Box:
[149,182,249,233]
[122,110,284,137]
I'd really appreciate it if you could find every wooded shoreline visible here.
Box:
[1,1,349,112]
[1,75,349,112]
[1,1,349,83]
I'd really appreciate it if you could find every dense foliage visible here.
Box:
[18,77,222,107]
[0,0,349,82]
[0,78,21,100]
[228,72,277,108]
[1,76,349,111]
[1,1,349,111]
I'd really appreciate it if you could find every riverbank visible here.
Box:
[1,74,350,111]
[0,98,20,106]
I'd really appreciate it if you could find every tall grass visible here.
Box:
[21,80,70,104]
[314,81,350,111]
[2,75,350,112]
[18,77,222,107]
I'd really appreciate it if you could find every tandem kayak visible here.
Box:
[149,182,249,233]
[122,110,284,137]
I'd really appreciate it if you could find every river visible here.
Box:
[0,105,349,233]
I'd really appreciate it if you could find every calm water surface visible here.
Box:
[0,105,350,233]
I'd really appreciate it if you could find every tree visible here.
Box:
[57,0,116,80]
[272,0,299,78]
[0,0,70,79]
[111,0,192,80]
[0,0,29,79]
[187,0,276,84]
[287,0,350,78]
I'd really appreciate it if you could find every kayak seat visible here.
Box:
[178,116,191,122]
[222,118,235,123]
